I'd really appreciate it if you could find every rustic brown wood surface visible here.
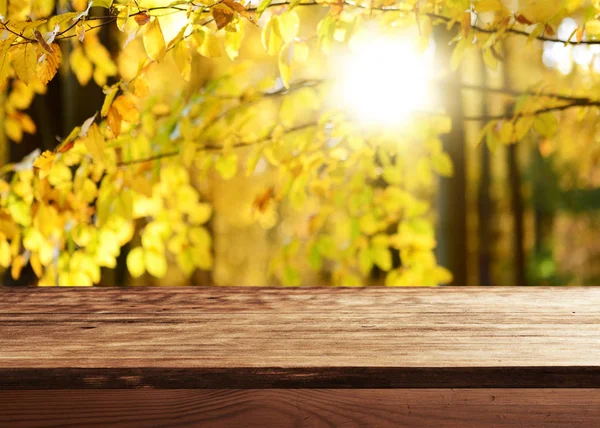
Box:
[2,389,600,427]
[1,287,599,389]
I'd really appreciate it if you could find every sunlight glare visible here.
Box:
[337,34,435,126]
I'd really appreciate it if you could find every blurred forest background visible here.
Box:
[2,0,600,286]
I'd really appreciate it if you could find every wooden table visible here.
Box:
[1,287,599,427]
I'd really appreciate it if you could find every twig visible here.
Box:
[463,100,600,121]
[117,122,317,166]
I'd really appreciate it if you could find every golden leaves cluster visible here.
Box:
[2,0,593,286]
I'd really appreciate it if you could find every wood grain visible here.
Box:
[2,389,600,427]
[1,287,599,388]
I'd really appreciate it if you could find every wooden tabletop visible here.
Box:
[1,287,599,389]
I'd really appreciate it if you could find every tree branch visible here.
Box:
[10,0,600,51]
[427,13,600,46]
[117,122,317,166]
[457,83,593,104]
[463,100,600,121]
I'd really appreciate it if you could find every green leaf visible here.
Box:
[308,243,322,270]
[316,235,336,258]
[283,265,301,286]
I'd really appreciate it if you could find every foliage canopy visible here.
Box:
[0,0,597,285]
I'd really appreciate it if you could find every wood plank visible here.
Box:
[1,288,599,388]
[2,389,600,427]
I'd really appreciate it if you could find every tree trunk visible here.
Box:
[503,43,527,286]
[434,27,468,286]
[477,54,493,286]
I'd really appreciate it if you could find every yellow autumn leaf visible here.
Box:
[144,249,167,278]
[0,239,11,268]
[11,254,26,280]
[586,19,600,36]
[533,112,558,137]
[431,152,453,176]
[192,248,213,270]
[76,21,85,42]
[27,251,42,279]
[225,26,243,60]
[278,42,293,88]
[5,116,22,143]
[100,85,119,117]
[117,5,130,31]
[358,247,372,275]
[33,150,56,178]
[189,226,211,249]
[18,113,36,135]
[433,266,453,284]
[518,0,556,23]
[82,123,106,161]
[112,95,140,123]
[84,34,117,76]
[143,18,167,62]
[177,249,196,276]
[107,105,122,137]
[189,203,212,224]
[131,79,149,98]
[126,246,145,278]
[358,212,378,235]
[215,152,238,179]
[197,29,222,58]
[498,121,515,144]
[70,46,93,86]
[476,0,504,12]
[12,44,38,84]
[278,12,300,43]
[47,163,72,187]
[92,0,112,8]
[0,36,17,85]
[262,17,282,55]
[37,43,61,85]
[371,246,392,271]
[173,40,192,80]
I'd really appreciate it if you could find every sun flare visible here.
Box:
[337,34,436,126]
